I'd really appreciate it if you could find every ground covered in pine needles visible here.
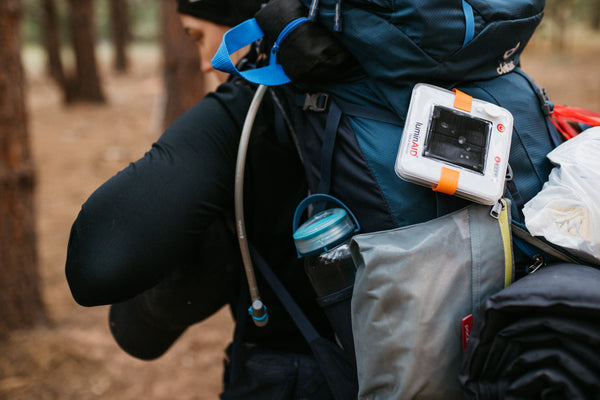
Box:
[1,31,599,400]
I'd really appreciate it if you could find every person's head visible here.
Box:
[177,0,264,82]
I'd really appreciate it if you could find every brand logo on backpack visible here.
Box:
[497,42,520,75]
[503,42,521,60]
[497,60,516,75]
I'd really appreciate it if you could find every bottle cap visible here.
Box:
[293,208,355,256]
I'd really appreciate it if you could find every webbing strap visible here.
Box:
[432,166,459,195]
[229,273,249,384]
[462,0,475,46]
[317,100,343,196]
[511,223,581,265]
[211,18,306,86]
[248,243,320,343]
[514,69,564,147]
[335,98,404,126]
[430,89,474,194]
[497,200,514,287]
[453,88,473,112]
[301,94,403,199]
[248,243,358,400]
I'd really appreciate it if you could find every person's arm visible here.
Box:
[65,82,254,306]
[107,215,241,360]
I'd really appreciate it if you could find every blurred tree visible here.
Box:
[161,0,204,129]
[109,0,130,72]
[592,0,600,30]
[545,0,575,51]
[0,0,48,336]
[41,0,65,85]
[64,0,105,103]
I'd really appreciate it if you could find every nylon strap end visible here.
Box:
[452,89,473,113]
[432,166,459,195]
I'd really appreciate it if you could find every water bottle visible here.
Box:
[293,194,360,364]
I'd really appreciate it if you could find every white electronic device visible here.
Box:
[395,83,513,205]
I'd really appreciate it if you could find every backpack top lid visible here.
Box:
[301,0,545,115]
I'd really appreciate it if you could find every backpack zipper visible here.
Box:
[270,17,308,63]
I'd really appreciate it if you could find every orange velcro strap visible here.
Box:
[452,89,472,113]
[432,167,459,195]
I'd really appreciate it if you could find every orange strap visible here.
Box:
[432,167,459,195]
[431,89,469,194]
[452,89,472,113]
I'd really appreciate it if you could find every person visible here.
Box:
[65,0,336,398]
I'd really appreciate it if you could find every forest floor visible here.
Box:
[1,30,599,400]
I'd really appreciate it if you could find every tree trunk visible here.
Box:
[109,0,130,72]
[0,0,48,337]
[161,0,204,129]
[41,0,65,85]
[553,4,571,51]
[65,0,105,103]
[592,0,600,30]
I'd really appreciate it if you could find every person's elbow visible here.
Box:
[64,217,132,307]
[65,240,115,307]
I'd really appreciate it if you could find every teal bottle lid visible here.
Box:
[293,208,355,256]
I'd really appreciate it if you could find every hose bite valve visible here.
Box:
[248,299,269,327]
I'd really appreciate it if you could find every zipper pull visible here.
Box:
[308,0,320,21]
[490,199,504,219]
[528,254,546,274]
[334,0,343,32]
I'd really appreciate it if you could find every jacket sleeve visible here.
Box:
[65,82,254,306]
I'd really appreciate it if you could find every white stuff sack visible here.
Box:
[523,127,600,264]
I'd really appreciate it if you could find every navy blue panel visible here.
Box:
[458,69,555,223]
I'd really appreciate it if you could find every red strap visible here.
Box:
[551,104,600,140]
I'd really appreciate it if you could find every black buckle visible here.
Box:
[536,87,554,116]
[303,93,329,112]
[505,163,513,182]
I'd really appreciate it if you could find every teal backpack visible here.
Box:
[213,0,560,246]
[213,0,564,398]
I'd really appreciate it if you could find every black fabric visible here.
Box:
[315,286,355,367]
[249,244,358,399]
[109,297,185,361]
[222,344,334,400]
[108,218,239,359]
[65,79,333,358]
[176,0,263,27]
[254,0,360,84]
[271,85,401,232]
[460,263,600,400]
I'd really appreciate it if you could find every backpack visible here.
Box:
[271,69,560,239]
[213,0,563,398]
[214,0,560,239]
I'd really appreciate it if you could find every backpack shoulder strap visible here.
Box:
[296,93,404,197]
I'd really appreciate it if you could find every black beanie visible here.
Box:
[176,0,264,27]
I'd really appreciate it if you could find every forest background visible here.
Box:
[1,0,599,399]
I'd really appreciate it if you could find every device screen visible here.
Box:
[423,105,492,174]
